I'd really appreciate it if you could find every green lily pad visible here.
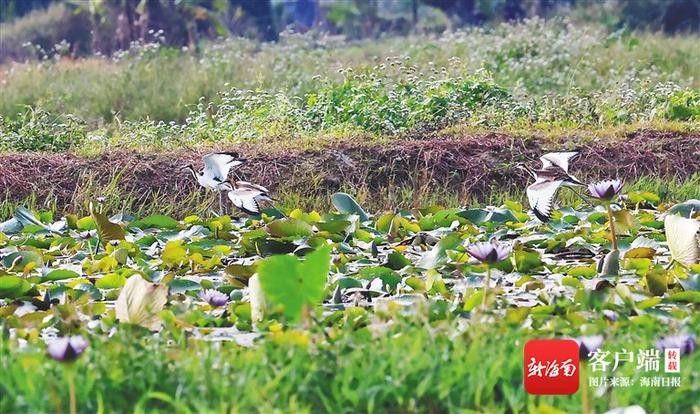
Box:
[96,273,127,289]
[266,218,313,238]
[2,251,44,272]
[258,245,331,322]
[331,193,369,221]
[130,215,180,230]
[168,279,202,294]
[42,269,80,282]
[417,233,462,269]
[0,275,32,298]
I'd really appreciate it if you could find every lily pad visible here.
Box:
[0,275,32,298]
[331,193,369,221]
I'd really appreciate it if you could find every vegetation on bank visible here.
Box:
[1,20,699,153]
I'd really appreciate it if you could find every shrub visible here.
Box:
[664,90,700,121]
[0,108,85,152]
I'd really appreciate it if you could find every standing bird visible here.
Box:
[518,152,585,222]
[183,152,246,214]
[227,180,276,216]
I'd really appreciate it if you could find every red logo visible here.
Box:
[524,339,580,395]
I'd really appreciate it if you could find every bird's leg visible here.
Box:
[218,191,224,216]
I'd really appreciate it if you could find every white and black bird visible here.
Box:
[183,152,246,214]
[227,180,275,216]
[518,151,585,222]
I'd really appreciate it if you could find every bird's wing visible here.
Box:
[228,188,263,215]
[539,152,579,173]
[527,179,565,222]
[203,153,243,181]
[236,181,271,194]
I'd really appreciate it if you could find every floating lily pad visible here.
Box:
[0,275,32,298]
[331,193,369,221]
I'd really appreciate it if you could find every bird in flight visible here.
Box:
[227,180,275,216]
[183,152,246,214]
[519,151,585,222]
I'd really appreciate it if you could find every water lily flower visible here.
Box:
[656,333,696,355]
[199,289,229,307]
[589,179,625,272]
[47,336,88,362]
[576,335,604,360]
[466,239,511,265]
[602,309,618,322]
[588,179,624,201]
[79,230,97,240]
[467,239,510,310]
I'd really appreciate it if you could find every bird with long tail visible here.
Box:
[227,180,277,216]
[518,151,589,222]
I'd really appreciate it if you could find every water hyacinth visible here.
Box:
[47,336,88,362]
[199,289,229,307]
[656,333,696,355]
[588,179,624,201]
[577,335,604,360]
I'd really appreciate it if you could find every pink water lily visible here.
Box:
[576,335,604,360]
[47,336,88,362]
[657,333,696,355]
[466,239,511,265]
[199,289,229,307]
[588,179,624,201]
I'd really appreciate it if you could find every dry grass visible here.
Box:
[1,130,698,217]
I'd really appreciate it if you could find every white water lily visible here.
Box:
[664,214,700,266]
[116,275,168,330]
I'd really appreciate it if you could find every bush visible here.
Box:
[0,108,85,152]
[664,90,700,121]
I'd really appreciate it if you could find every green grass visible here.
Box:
[1,19,699,153]
[2,311,699,413]
[2,19,699,125]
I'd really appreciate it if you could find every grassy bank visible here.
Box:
[2,173,699,221]
[1,131,699,217]
[3,19,700,125]
[1,20,699,153]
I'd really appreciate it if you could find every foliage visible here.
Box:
[0,194,699,412]
[2,312,699,413]
[0,108,85,152]
[1,19,699,147]
[257,245,331,322]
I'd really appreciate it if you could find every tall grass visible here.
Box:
[2,174,698,220]
[2,311,699,413]
[2,18,699,126]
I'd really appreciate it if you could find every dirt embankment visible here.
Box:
[1,130,699,212]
